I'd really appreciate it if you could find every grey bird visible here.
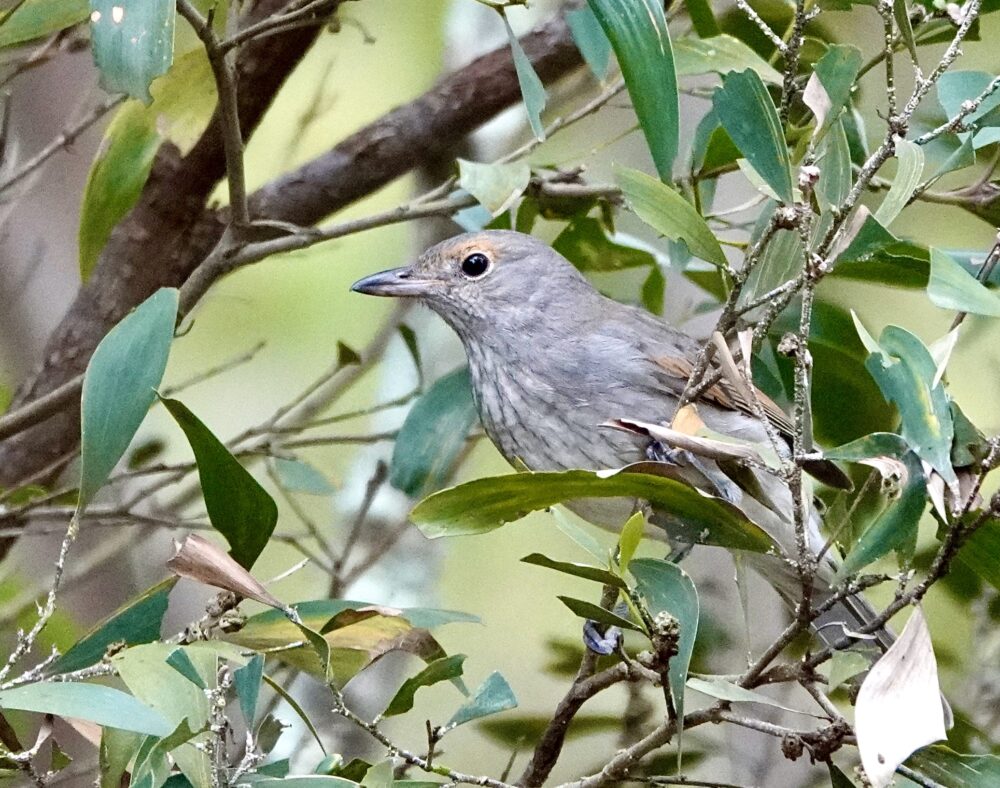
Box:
[351,229,883,649]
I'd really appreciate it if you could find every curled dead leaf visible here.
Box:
[608,417,763,463]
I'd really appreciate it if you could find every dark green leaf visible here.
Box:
[893,0,918,63]
[79,287,178,510]
[588,0,679,179]
[950,401,988,467]
[410,466,777,552]
[234,654,264,725]
[165,648,207,689]
[834,451,926,580]
[630,558,699,723]
[928,247,1000,317]
[674,35,781,84]
[478,712,622,747]
[641,265,666,314]
[926,132,976,183]
[521,553,627,588]
[834,213,897,264]
[390,367,477,497]
[383,654,467,717]
[906,745,1000,786]
[955,518,1000,592]
[828,763,856,788]
[714,69,793,203]
[553,215,656,271]
[0,683,171,736]
[684,0,720,37]
[617,167,727,267]
[49,577,175,675]
[90,0,175,102]
[444,672,517,730]
[824,432,911,461]
[566,6,611,80]
[503,14,547,140]
[160,397,278,569]
[863,325,956,484]
[0,0,87,48]
[273,457,336,496]
[557,596,643,632]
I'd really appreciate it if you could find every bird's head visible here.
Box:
[351,230,591,336]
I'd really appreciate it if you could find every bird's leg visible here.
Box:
[645,439,687,465]
[645,440,742,504]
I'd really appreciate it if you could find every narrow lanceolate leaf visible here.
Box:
[683,0,720,38]
[907,746,1000,786]
[617,168,727,267]
[390,367,477,497]
[444,672,517,731]
[90,0,175,102]
[48,578,176,675]
[160,398,278,569]
[80,49,216,279]
[384,654,467,718]
[864,326,956,485]
[558,596,643,632]
[410,466,777,553]
[79,287,178,510]
[856,608,946,788]
[588,0,679,179]
[928,247,1000,316]
[503,14,547,140]
[521,553,627,588]
[873,139,924,227]
[833,451,926,580]
[713,69,793,203]
[803,45,862,139]
[566,6,612,80]
[892,0,919,63]
[233,654,265,725]
[630,558,699,725]
[458,159,531,217]
[0,683,171,736]
[673,35,781,84]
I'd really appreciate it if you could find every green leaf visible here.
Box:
[566,6,612,80]
[90,0,175,102]
[557,596,643,632]
[906,745,1000,786]
[938,71,1000,149]
[445,672,517,730]
[0,0,88,48]
[79,287,178,510]
[389,367,477,497]
[234,654,264,725]
[641,264,666,314]
[893,0,919,63]
[0,682,171,736]
[955,518,1000,592]
[521,553,627,588]
[742,221,801,306]
[618,511,645,570]
[674,35,781,84]
[49,578,175,675]
[820,649,871,690]
[503,14,547,140]
[834,451,927,580]
[804,45,862,139]
[617,167,727,267]
[825,432,911,461]
[79,48,215,280]
[588,0,679,179]
[630,558,699,723]
[864,325,956,484]
[251,779,360,787]
[165,648,207,689]
[928,247,1000,317]
[713,69,793,203]
[457,159,531,217]
[834,213,897,265]
[410,467,777,552]
[100,727,142,788]
[683,0,721,38]
[873,139,924,227]
[817,119,852,211]
[687,676,814,715]
[273,457,335,496]
[383,654,467,717]
[160,397,278,569]
[553,216,656,271]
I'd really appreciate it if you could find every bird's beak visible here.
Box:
[350,266,433,297]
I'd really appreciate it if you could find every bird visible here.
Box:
[351,229,885,651]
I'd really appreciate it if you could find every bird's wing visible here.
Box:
[653,354,794,437]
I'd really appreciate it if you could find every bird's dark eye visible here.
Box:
[460,252,491,279]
